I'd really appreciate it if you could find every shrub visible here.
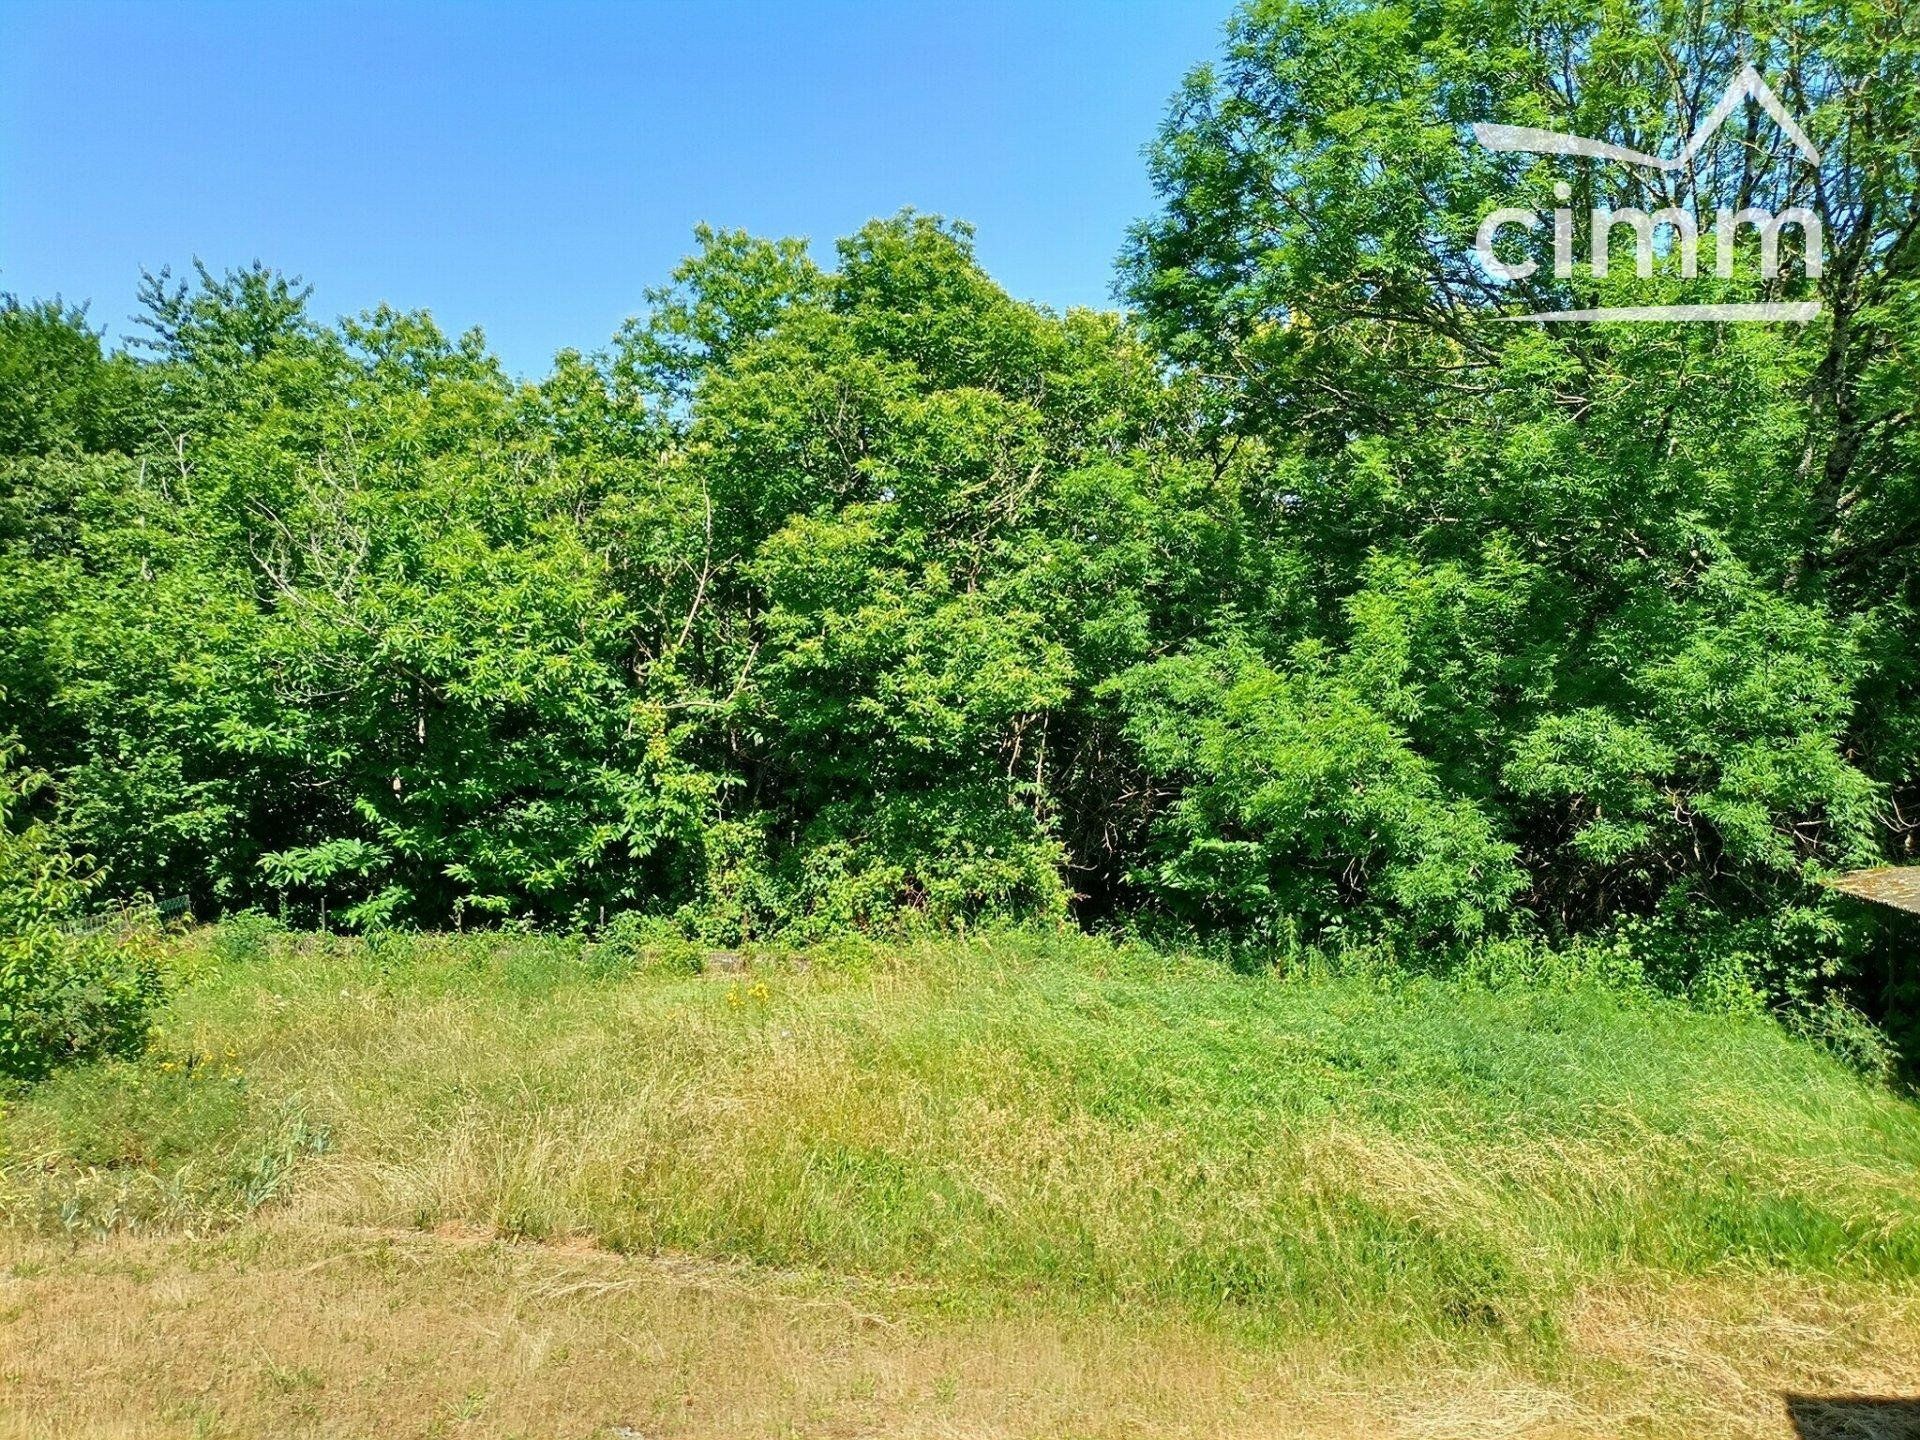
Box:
[0,748,163,1080]
[1791,992,1902,1086]
[208,908,287,965]
[590,910,703,977]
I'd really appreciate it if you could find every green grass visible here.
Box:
[6,926,1920,1361]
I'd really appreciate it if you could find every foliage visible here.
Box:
[1,0,1916,1026]
[1110,642,1524,944]
[1120,0,1918,1001]
[0,745,162,1079]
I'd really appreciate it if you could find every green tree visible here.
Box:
[1120,0,1917,987]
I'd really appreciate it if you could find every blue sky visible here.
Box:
[2,0,1228,377]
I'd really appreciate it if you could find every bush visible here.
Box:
[1792,992,1902,1086]
[0,749,163,1080]
[208,908,287,965]
[589,911,704,978]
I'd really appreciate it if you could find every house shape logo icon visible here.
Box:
[1473,64,1820,171]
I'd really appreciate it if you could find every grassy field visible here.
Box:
[3,927,1919,1438]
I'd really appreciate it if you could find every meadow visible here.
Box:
[3,926,1917,1438]
[5,3,1918,1435]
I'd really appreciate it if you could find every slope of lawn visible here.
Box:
[3,927,1919,1437]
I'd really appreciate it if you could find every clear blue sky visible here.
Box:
[2,0,1228,378]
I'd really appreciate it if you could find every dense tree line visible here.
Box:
[2,0,1915,1041]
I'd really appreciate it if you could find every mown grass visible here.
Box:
[5,926,1919,1369]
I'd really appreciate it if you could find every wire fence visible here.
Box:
[56,895,192,937]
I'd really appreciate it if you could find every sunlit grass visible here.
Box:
[6,926,1919,1366]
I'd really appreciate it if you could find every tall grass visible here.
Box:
[5,927,1919,1360]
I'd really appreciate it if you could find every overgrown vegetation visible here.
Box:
[5,925,1918,1434]
[3,7,1917,1434]
[2,0,1916,1070]
[7,929,1919,1346]
[0,744,162,1078]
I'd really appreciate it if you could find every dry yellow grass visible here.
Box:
[2,1220,1918,1439]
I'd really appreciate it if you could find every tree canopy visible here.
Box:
[2,0,1915,1019]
